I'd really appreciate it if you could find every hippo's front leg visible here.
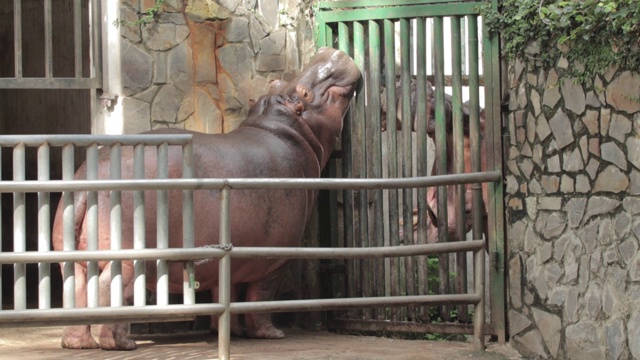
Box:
[244,268,287,339]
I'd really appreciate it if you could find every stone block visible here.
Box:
[586,158,600,180]
[548,109,574,149]
[532,308,561,358]
[606,71,640,114]
[122,41,154,95]
[593,165,629,193]
[142,20,190,51]
[602,141,628,170]
[190,21,217,84]
[216,43,254,84]
[509,255,523,309]
[605,318,628,360]
[609,113,632,143]
[224,17,250,42]
[627,137,640,170]
[508,309,531,335]
[152,84,183,122]
[512,328,548,359]
[583,196,620,224]
[575,174,590,193]
[561,77,586,115]
[536,115,552,141]
[563,148,584,172]
[168,41,195,94]
[565,320,606,360]
[122,97,151,133]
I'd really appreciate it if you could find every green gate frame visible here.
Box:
[314,0,505,342]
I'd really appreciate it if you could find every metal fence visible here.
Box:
[0,135,499,360]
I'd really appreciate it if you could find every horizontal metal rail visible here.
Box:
[0,171,500,193]
[0,134,193,147]
[0,241,484,264]
[0,294,479,328]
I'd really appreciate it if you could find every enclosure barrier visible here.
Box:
[0,135,499,360]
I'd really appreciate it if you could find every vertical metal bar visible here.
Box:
[89,0,102,81]
[0,147,2,304]
[74,0,83,78]
[368,19,385,319]
[451,15,468,322]
[38,144,51,309]
[337,22,356,317]
[433,16,450,321]
[86,144,99,308]
[13,0,22,78]
[110,144,123,307]
[384,18,400,321]
[218,187,231,360]
[182,141,196,305]
[353,20,368,318]
[400,18,414,320]
[473,244,486,349]
[316,15,328,48]
[414,17,429,321]
[468,17,482,244]
[13,144,26,310]
[133,144,146,307]
[44,0,53,78]
[483,1,506,342]
[156,143,169,306]
[62,144,75,309]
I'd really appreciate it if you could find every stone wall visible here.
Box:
[505,51,640,359]
[119,0,315,134]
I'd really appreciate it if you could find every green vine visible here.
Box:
[481,0,640,82]
[114,0,165,28]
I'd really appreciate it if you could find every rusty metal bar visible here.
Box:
[13,0,22,78]
[337,21,356,314]
[74,0,83,78]
[218,187,232,360]
[86,144,99,308]
[483,1,506,343]
[133,144,146,307]
[353,20,366,318]
[37,144,51,310]
[414,17,429,322]
[399,17,413,321]
[451,15,469,323]
[110,144,123,307]
[368,19,385,319]
[474,237,486,349]
[384,18,400,322]
[62,144,75,309]
[13,144,26,311]
[156,143,169,306]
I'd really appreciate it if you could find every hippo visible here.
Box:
[51,47,360,350]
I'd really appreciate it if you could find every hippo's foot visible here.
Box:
[61,325,100,349]
[245,313,285,339]
[246,323,285,339]
[98,324,137,351]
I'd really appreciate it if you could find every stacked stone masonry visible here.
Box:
[119,0,315,134]
[506,52,640,359]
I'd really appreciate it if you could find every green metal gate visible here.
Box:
[315,0,505,342]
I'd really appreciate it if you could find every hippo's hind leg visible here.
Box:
[96,262,137,350]
[244,269,286,339]
[60,263,101,349]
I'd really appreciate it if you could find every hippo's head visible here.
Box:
[269,47,361,167]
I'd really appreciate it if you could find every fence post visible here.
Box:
[218,186,231,360]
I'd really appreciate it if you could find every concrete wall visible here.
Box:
[505,52,640,359]
[117,0,316,135]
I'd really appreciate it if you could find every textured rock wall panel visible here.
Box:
[120,0,314,133]
[506,54,640,359]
